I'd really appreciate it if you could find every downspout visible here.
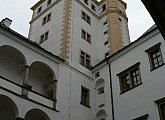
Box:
[105,57,115,120]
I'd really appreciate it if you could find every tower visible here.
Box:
[28,0,130,70]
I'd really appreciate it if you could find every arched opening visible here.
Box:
[25,109,50,120]
[0,94,19,120]
[0,45,26,85]
[28,61,56,99]
[96,109,106,120]
[95,78,105,95]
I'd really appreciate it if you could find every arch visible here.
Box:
[0,94,19,120]
[28,61,56,98]
[96,109,106,120]
[0,45,27,85]
[95,78,105,95]
[25,108,50,120]
[95,78,105,89]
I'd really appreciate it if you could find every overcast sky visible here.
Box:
[0,0,154,41]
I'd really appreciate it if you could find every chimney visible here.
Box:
[1,18,12,28]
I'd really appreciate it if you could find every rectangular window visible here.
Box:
[103,20,107,25]
[132,114,149,120]
[102,4,106,12]
[81,11,91,25]
[81,29,91,43]
[105,52,110,58]
[95,72,100,78]
[37,6,42,14]
[47,0,52,6]
[155,98,165,120]
[80,50,91,69]
[91,4,96,11]
[145,43,164,70]
[84,0,88,5]
[104,41,108,46]
[81,86,90,107]
[104,31,108,35]
[117,62,142,93]
[39,31,49,44]
[42,13,51,25]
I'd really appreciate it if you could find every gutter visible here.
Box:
[105,57,115,120]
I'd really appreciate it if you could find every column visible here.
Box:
[22,65,31,97]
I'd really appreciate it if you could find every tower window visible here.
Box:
[103,20,107,25]
[81,11,91,25]
[104,31,108,35]
[42,13,51,25]
[104,41,108,46]
[81,29,91,43]
[84,0,88,5]
[37,6,42,14]
[105,52,109,58]
[80,50,91,69]
[47,0,52,6]
[39,31,49,44]
[102,4,106,12]
[91,4,96,11]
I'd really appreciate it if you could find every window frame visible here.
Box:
[155,97,165,120]
[145,42,164,71]
[81,29,91,44]
[81,11,91,25]
[84,0,88,5]
[91,4,96,11]
[47,0,52,6]
[80,86,90,108]
[117,62,142,94]
[42,13,51,25]
[39,31,49,44]
[80,50,91,69]
[37,6,42,14]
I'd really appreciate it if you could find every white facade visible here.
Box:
[29,0,130,71]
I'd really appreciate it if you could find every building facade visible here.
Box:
[28,0,130,66]
[0,0,165,120]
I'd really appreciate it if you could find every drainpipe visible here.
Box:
[105,57,115,120]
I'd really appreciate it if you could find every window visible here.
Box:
[42,13,51,25]
[37,6,42,14]
[145,43,164,70]
[98,87,104,95]
[104,41,108,46]
[80,51,91,69]
[104,31,108,35]
[117,62,142,93]
[155,97,165,120]
[84,0,88,5]
[132,114,149,120]
[103,20,107,25]
[95,72,100,78]
[39,31,49,44]
[105,52,109,58]
[81,11,91,25]
[119,18,122,22]
[81,86,90,107]
[91,4,96,11]
[81,29,91,43]
[47,0,52,6]
[102,4,106,12]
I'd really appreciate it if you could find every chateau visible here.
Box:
[0,0,165,120]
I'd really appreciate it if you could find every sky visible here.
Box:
[0,0,154,41]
